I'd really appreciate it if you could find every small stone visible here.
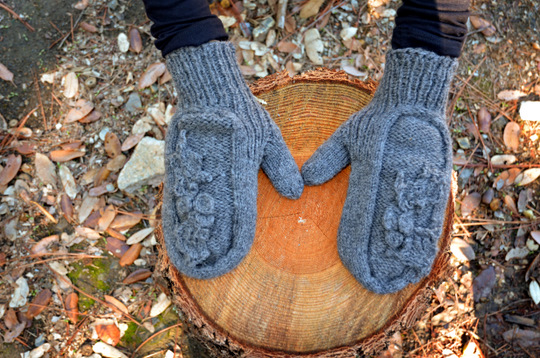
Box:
[482,188,494,204]
[99,127,111,141]
[457,137,471,149]
[450,238,475,261]
[473,266,496,302]
[93,341,128,358]
[150,292,171,317]
[24,343,51,358]
[526,239,539,252]
[117,137,164,193]
[252,17,275,42]
[125,92,142,114]
[505,247,529,261]
[519,101,540,121]
[117,33,129,53]
[9,277,29,308]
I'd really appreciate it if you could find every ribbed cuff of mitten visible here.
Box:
[373,48,458,114]
[165,41,249,108]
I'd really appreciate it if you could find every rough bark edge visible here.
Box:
[248,68,378,97]
[154,68,455,358]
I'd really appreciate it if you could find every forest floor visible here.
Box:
[0,0,539,357]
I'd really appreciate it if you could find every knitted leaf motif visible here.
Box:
[172,130,216,267]
[382,167,446,275]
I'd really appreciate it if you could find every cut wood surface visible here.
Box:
[155,69,454,357]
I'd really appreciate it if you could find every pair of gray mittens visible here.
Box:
[162,41,457,294]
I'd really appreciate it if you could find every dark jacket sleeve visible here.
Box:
[142,0,470,59]
[141,0,228,57]
[392,0,470,58]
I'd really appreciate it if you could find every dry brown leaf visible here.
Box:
[89,184,109,197]
[478,107,491,133]
[97,205,116,232]
[503,121,520,152]
[62,72,78,99]
[106,228,126,241]
[65,292,79,323]
[106,154,127,172]
[106,237,130,258]
[507,168,522,186]
[15,141,37,155]
[59,141,84,151]
[0,62,14,83]
[300,0,324,19]
[159,69,172,85]
[110,212,143,231]
[80,21,98,33]
[504,195,519,216]
[8,127,33,138]
[469,15,496,36]
[123,269,152,284]
[35,152,59,188]
[78,109,102,124]
[4,308,19,329]
[4,322,25,343]
[50,149,85,162]
[138,62,166,89]
[284,15,296,33]
[126,227,154,245]
[31,235,59,255]
[26,289,52,319]
[119,243,143,266]
[96,324,121,346]
[121,133,144,151]
[94,166,111,187]
[83,210,102,228]
[65,99,94,123]
[277,41,299,53]
[0,154,22,186]
[104,132,122,158]
[129,27,143,53]
[0,252,6,266]
[74,0,89,10]
[104,295,129,314]
[60,193,74,222]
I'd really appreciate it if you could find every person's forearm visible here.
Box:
[392,0,470,58]
[142,0,228,57]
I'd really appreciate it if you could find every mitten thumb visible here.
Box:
[301,123,350,186]
[261,124,304,199]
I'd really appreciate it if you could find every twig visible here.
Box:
[130,323,183,358]
[56,9,86,49]
[0,1,35,31]
[34,72,48,130]
[276,0,288,29]
[455,161,540,169]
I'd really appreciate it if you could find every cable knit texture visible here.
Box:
[163,41,303,279]
[302,48,457,294]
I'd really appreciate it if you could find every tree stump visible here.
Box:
[155,69,454,357]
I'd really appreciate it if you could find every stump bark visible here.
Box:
[155,69,454,357]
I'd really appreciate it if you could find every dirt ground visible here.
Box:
[0,0,539,357]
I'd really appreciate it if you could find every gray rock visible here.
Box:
[118,137,164,193]
[125,92,142,114]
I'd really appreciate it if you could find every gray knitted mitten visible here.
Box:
[162,41,303,279]
[302,48,457,294]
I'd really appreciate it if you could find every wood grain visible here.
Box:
[156,70,454,356]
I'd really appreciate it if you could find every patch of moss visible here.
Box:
[67,258,116,311]
[121,322,142,347]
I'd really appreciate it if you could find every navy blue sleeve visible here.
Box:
[141,0,228,57]
[392,0,470,58]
